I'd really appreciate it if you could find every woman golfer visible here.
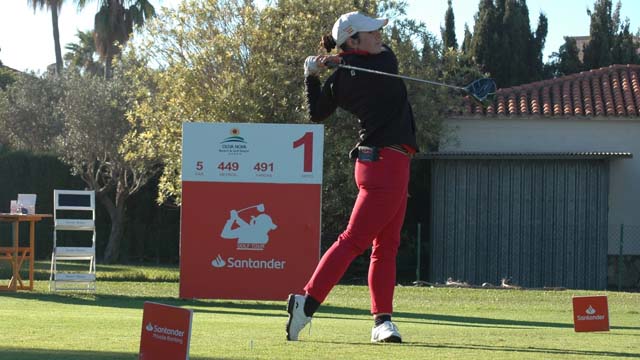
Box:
[286,11,418,343]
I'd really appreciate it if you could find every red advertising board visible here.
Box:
[139,302,193,360]
[572,295,610,332]
[180,123,323,300]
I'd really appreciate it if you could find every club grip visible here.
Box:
[325,61,340,69]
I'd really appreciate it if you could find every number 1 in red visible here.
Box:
[293,132,313,173]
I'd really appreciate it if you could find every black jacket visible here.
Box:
[305,46,418,153]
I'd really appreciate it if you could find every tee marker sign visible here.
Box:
[139,302,193,360]
[572,295,609,332]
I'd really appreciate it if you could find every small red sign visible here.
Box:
[139,302,193,360]
[572,295,609,332]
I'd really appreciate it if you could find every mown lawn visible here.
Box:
[0,262,638,359]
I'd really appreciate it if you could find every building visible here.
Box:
[568,35,640,61]
[419,64,640,289]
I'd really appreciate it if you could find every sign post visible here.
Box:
[180,122,324,300]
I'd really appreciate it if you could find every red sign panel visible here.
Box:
[139,302,193,360]
[180,182,320,299]
[572,295,610,332]
[180,123,323,300]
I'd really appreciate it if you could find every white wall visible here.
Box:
[442,117,640,254]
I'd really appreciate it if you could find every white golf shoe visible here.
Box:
[286,294,312,341]
[371,321,402,343]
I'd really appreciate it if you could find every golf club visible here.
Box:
[326,62,496,105]
[237,204,265,213]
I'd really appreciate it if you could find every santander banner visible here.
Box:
[180,122,323,300]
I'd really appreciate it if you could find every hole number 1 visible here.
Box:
[293,132,313,173]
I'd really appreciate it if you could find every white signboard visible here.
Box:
[182,122,323,184]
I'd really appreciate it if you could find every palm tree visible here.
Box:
[64,29,104,76]
[77,0,155,78]
[28,0,65,74]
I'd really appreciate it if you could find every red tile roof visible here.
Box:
[463,64,640,117]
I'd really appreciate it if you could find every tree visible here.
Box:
[77,0,156,78]
[583,0,615,69]
[0,68,161,263]
[124,0,478,239]
[0,50,18,90]
[546,36,583,77]
[28,0,64,74]
[0,49,15,90]
[470,0,500,82]
[441,0,457,50]
[528,12,548,81]
[0,67,17,91]
[0,74,63,152]
[502,0,531,86]
[545,0,638,76]
[611,19,640,64]
[470,0,547,88]
[580,0,640,69]
[56,70,161,263]
[461,23,472,54]
[64,30,105,76]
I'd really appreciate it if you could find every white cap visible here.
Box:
[331,11,388,47]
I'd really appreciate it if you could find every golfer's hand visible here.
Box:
[304,56,322,77]
[318,55,342,68]
[304,55,342,76]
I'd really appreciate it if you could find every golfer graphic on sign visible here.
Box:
[220,204,277,250]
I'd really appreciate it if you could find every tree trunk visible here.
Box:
[104,48,113,79]
[51,6,63,74]
[105,56,112,79]
[103,207,124,263]
[100,191,126,264]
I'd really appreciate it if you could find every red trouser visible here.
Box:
[304,147,410,314]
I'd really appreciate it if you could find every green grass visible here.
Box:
[0,260,180,282]
[0,263,639,359]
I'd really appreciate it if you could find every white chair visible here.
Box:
[49,189,96,291]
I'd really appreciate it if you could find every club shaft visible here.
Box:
[333,63,465,91]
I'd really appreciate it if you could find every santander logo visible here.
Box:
[577,304,605,321]
[211,255,226,268]
[145,321,185,344]
[210,253,286,270]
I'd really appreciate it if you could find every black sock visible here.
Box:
[374,314,391,327]
[303,295,320,317]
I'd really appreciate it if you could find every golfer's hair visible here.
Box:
[320,33,359,53]
[320,34,336,52]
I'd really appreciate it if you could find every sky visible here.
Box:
[0,0,639,73]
